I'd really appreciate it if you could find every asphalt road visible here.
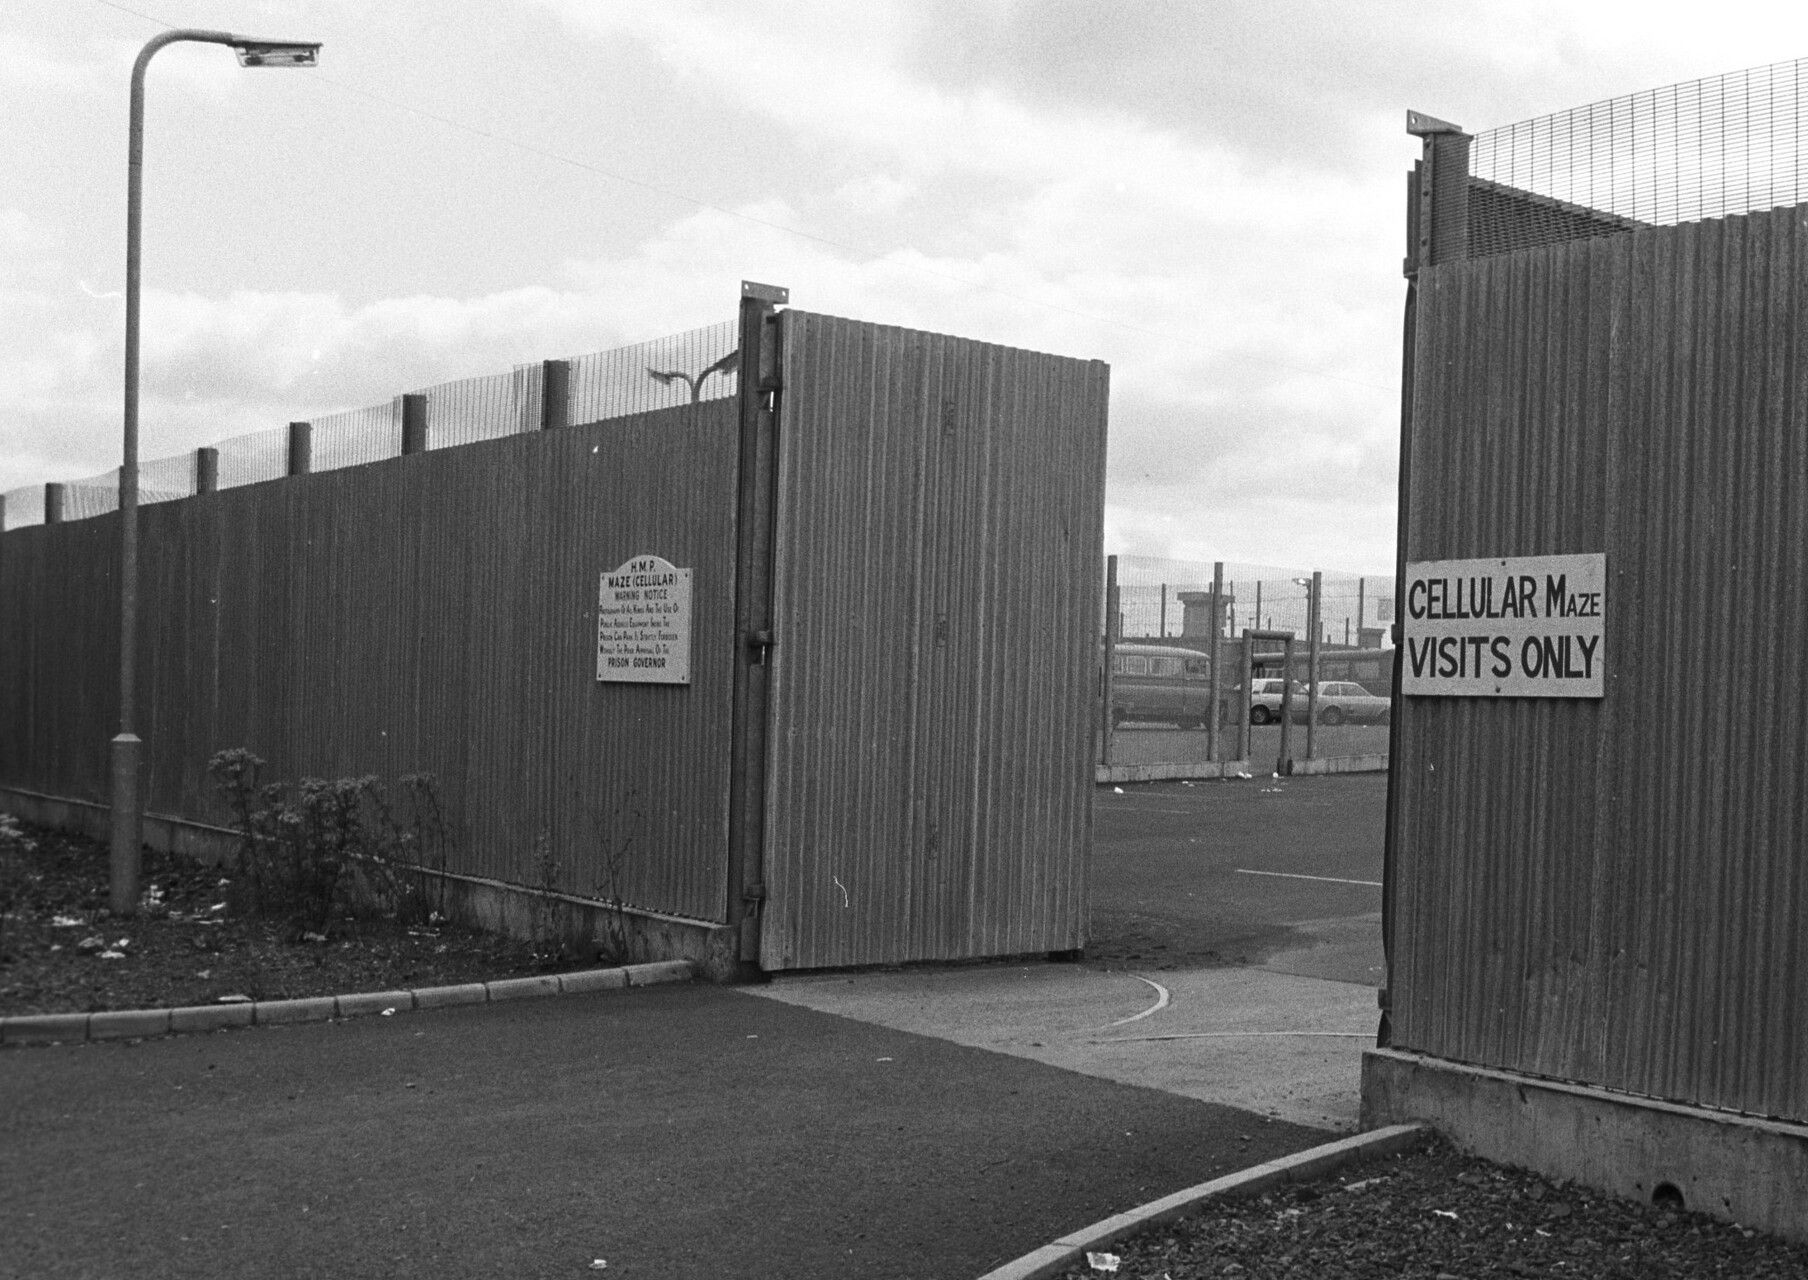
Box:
[3,776,1387,1279]
[0,985,1326,1280]
[1087,772,1387,985]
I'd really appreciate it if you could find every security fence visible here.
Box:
[1099,554,1396,780]
[0,321,739,532]
[1413,56,1808,268]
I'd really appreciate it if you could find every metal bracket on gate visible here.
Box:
[745,628,774,666]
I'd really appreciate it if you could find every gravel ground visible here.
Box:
[0,817,592,1016]
[1052,1135,1808,1279]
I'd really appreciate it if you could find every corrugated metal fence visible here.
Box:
[1,308,1108,969]
[1391,199,1808,1122]
[760,314,1108,968]
[0,402,740,922]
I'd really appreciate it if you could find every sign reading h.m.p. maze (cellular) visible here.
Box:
[1401,553,1605,698]
[597,555,692,684]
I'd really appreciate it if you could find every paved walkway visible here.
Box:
[750,961,1377,1132]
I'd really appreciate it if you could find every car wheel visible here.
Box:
[1320,706,1345,726]
[1250,706,1273,725]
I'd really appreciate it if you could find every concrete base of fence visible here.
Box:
[1096,753,1389,784]
[0,786,236,864]
[0,785,742,983]
[1286,752,1389,776]
[1095,759,1254,785]
[1361,1047,1808,1246]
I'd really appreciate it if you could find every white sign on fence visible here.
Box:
[1401,553,1606,698]
[597,555,692,684]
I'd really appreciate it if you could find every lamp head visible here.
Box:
[233,41,321,68]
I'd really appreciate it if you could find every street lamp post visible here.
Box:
[112,30,320,916]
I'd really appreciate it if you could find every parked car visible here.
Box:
[1296,680,1391,725]
[1246,678,1299,725]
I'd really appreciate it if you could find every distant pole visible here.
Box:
[1207,562,1223,765]
[1276,634,1296,774]
[1358,576,1366,634]
[1158,583,1167,639]
[1102,556,1119,768]
[1305,572,1322,760]
[1239,630,1253,764]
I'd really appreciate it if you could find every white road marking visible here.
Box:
[1092,1031,1373,1044]
[1235,869,1381,887]
[1104,975,1171,1027]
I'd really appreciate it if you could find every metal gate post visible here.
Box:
[1277,636,1296,774]
[726,280,788,974]
[1244,628,1297,775]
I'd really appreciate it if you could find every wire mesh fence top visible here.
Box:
[0,319,740,532]
[1428,57,1808,263]
[1107,555,1396,645]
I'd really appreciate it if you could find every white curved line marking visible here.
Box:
[1106,975,1171,1028]
[1236,869,1381,887]
[1093,1031,1371,1044]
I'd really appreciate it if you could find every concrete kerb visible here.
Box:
[1095,756,1387,784]
[974,1124,1429,1280]
[0,960,694,1047]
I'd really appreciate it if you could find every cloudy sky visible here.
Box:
[6,0,1806,571]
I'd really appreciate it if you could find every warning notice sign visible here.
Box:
[597,554,692,684]
[1401,553,1606,698]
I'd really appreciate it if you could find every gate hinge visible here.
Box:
[745,629,774,665]
[742,881,766,904]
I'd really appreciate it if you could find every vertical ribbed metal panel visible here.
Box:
[1393,201,1808,1121]
[0,402,739,923]
[759,313,1108,969]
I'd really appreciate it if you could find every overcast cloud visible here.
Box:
[6,0,1807,571]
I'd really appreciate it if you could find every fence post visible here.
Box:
[44,482,66,524]
[1158,583,1167,639]
[194,447,218,494]
[1101,555,1119,770]
[1239,631,1253,764]
[1277,635,1297,774]
[1306,571,1322,760]
[725,279,789,974]
[541,358,571,430]
[401,393,427,455]
[287,421,312,477]
[1207,562,1223,766]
